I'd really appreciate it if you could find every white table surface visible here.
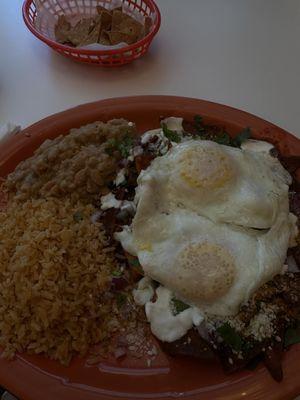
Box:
[0,0,300,139]
[0,1,299,399]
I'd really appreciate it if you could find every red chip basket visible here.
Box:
[22,0,161,67]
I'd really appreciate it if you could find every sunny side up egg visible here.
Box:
[136,140,291,230]
[120,208,294,316]
[116,138,297,341]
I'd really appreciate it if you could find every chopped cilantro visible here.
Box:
[232,127,251,147]
[105,138,117,155]
[128,258,141,268]
[194,114,203,125]
[73,211,84,222]
[192,114,251,148]
[116,292,127,308]
[119,136,134,157]
[284,322,300,347]
[217,323,243,351]
[112,269,123,277]
[213,131,232,146]
[105,135,134,158]
[194,115,206,134]
[171,298,190,315]
[161,123,181,143]
[128,257,143,275]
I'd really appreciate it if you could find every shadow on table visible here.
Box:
[45,40,166,90]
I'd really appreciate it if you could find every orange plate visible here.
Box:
[0,96,299,400]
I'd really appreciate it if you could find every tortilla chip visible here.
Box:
[108,30,135,45]
[93,14,102,25]
[100,10,112,30]
[55,15,71,43]
[78,19,102,46]
[67,18,94,47]
[56,15,71,31]
[111,9,124,29]
[99,30,111,46]
[111,10,143,43]
[55,5,146,48]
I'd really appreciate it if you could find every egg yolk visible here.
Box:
[177,146,234,190]
[173,242,236,304]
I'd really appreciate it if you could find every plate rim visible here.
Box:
[0,95,299,400]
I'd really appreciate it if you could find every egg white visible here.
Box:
[137,140,291,229]
[115,138,296,322]
[117,208,295,316]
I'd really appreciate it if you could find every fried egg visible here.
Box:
[115,138,297,336]
[117,209,295,316]
[135,140,291,229]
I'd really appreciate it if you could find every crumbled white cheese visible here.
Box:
[145,286,204,342]
[141,128,160,144]
[100,192,135,215]
[133,146,143,157]
[162,117,184,133]
[127,145,143,161]
[241,139,274,154]
[226,303,278,342]
[140,117,184,155]
[141,129,170,155]
[114,168,126,186]
[100,193,122,210]
[245,305,277,341]
[225,317,245,333]
[133,276,154,306]
[158,140,171,155]
[121,201,136,214]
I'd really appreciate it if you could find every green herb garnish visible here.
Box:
[232,127,251,147]
[119,136,134,157]
[105,135,134,158]
[128,258,141,268]
[192,114,251,148]
[171,298,190,315]
[116,292,127,308]
[112,269,123,277]
[194,115,206,134]
[194,114,203,125]
[213,131,232,146]
[105,138,116,156]
[128,257,143,276]
[284,323,300,347]
[73,211,84,222]
[161,123,181,143]
[217,323,243,351]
